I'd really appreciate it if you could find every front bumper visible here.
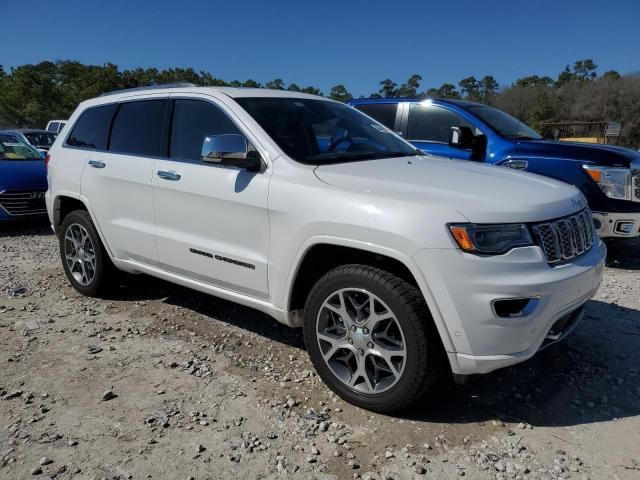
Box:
[413,239,606,375]
[592,211,640,238]
[0,189,48,220]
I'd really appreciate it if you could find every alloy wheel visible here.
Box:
[316,288,407,394]
[64,223,97,286]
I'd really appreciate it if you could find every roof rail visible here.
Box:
[99,83,198,97]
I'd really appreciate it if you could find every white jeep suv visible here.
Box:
[46,85,606,412]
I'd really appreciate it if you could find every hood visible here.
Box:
[314,155,586,224]
[515,139,640,167]
[0,159,47,191]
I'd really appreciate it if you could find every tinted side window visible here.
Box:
[354,104,398,130]
[109,100,167,156]
[48,122,59,133]
[66,105,116,149]
[408,104,472,142]
[170,100,242,161]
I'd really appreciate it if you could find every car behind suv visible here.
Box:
[0,133,48,221]
[46,86,605,412]
[350,98,640,241]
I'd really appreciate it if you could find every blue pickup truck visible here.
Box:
[349,98,640,241]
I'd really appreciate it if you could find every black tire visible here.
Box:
[303,264,446,413]
[59,209,119,297]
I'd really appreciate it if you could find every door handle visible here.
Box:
[88,160,106,169]
[157,170,181,181]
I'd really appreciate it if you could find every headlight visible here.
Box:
[449,223,533,254]
[583,165,631,200]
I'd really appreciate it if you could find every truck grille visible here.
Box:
[0,189,47,216]
[632,166,640,202]
[532,209,595,264]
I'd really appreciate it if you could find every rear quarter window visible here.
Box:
[353,103,398,130]
[66,105,117,150]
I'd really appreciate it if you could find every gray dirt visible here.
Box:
[1,220,639,480]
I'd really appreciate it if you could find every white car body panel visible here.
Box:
[46,86,606,376]
[81,149,158,265]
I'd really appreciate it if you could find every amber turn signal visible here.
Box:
[449,226,475,251]
[584,168,602,182]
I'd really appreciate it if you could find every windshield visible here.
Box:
[0,134,42,160]
[235,97,419,164]
[465,105,543,140]
[24,131,57,148]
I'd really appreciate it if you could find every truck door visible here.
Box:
[404,102,483,161]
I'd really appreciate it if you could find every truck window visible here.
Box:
[353,104,398,130]
[66,104,117,150]
[170,100,242,162]
[408,104,472,143]
[109,100,167,156]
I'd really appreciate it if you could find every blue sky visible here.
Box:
[2,0,639,96]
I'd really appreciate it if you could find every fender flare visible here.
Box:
[283,235,457,353]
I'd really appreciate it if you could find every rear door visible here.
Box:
[152,94,270,298]
[80,98,167,264]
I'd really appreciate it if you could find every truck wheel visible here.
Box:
[303,264,445,413]
[59,210,118,297]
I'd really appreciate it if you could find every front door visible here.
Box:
[405,103,480,161]
[152,96,270,299]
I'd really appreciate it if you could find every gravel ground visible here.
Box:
[1,219,639,480]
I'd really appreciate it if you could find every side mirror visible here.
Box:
[201,134,261,172]
[449,126,487,160]
[449,126,475,149]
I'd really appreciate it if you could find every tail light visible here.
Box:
[44,153,51,167]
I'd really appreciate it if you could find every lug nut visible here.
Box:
[351,325,357,332]
[367,342,374,349]
[362,328,369,334]
[348,338,353,344]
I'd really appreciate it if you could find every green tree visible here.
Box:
[301,86,322,95]
[329,84,352,102]
[396,74,422,97]
[378,78,397,98]
[265,78,285,90]
[242,79,261,88]
[426,83,459,99]
[573,59,598,81]
[556,65,574,87]
[603,70,621,80]
[458,76,480,100]
[480,75,499,101]
[516,75,554,87]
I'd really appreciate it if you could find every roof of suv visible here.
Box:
[348,97,484,108]
[97,84,330,101]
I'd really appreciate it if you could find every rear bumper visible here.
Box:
[592,211,640,238]
[413,239,606,375]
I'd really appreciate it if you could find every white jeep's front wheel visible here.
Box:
[303,264,446,412]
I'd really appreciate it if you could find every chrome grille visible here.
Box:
[632,166,640,202]
[0,189,47,216]
[532,209,595,264]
